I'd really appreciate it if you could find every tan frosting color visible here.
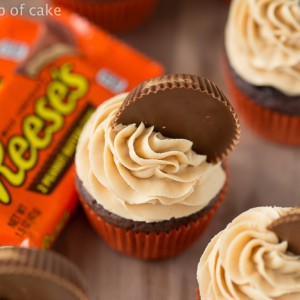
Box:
[75,93,226,222]
[197,207,300,300]
[225,0,300,96]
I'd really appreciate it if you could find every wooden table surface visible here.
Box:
[2,0,300,299]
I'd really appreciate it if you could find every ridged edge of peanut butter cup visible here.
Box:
[113,74,240,163]
[0,247,88,300]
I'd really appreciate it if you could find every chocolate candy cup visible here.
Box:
[114,74,240,163]
[0,247,89,300]
[268,208,300,255]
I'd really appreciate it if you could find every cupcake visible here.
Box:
[75,74,240,260]
[51,0,158,33]
[197,207,300,299]
[224,0,300,145]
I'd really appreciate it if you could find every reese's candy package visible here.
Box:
[0,15,163,248]
[0,10,163,90]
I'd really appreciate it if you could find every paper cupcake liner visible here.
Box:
[224,60,300,145]
[196,289,201,300]
[79,175,228,261]
[52,0,158,33]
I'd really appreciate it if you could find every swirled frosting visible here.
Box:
[75,93,226,222]
[225,0,300,96]
[197,207,300,300]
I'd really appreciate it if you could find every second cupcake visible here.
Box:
[224,0,300,145]
[197,206,300,299]
[75,74,240,260]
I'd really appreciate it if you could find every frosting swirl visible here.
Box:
[197,207,300,300]
[225,0,300,96]
[75,93,226,222]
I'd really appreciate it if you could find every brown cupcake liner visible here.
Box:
[79,174,228,261]
[51,0,158,33]
[224,60,300,145]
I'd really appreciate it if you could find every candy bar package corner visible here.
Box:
[0,10,163,248]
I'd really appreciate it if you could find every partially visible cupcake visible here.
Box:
[224,0,300,145]
[75,74,240,260]
[197,207,300,299]
[51,0,158,33]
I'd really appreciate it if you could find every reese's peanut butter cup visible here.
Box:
[17,18,77,78]
[268,208,300,255]
[113,74,240,163]
[0,247,88,300]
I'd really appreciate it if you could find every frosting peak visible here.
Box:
[197,207,300,300]
[76,93,226,222]
[225,0,300,95]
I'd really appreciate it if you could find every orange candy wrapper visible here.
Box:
[0,11,162,90]
[0,12,163,249]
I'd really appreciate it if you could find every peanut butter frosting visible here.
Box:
[75,93,226,222]
[225,0,300,96]
[197,207,300,300]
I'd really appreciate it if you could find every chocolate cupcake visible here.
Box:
[224,0,300,145]
[197,207,300,299]
[51,0,158,33]
[75,74,240,260]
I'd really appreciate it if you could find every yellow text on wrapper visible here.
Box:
[0,63,88,205]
